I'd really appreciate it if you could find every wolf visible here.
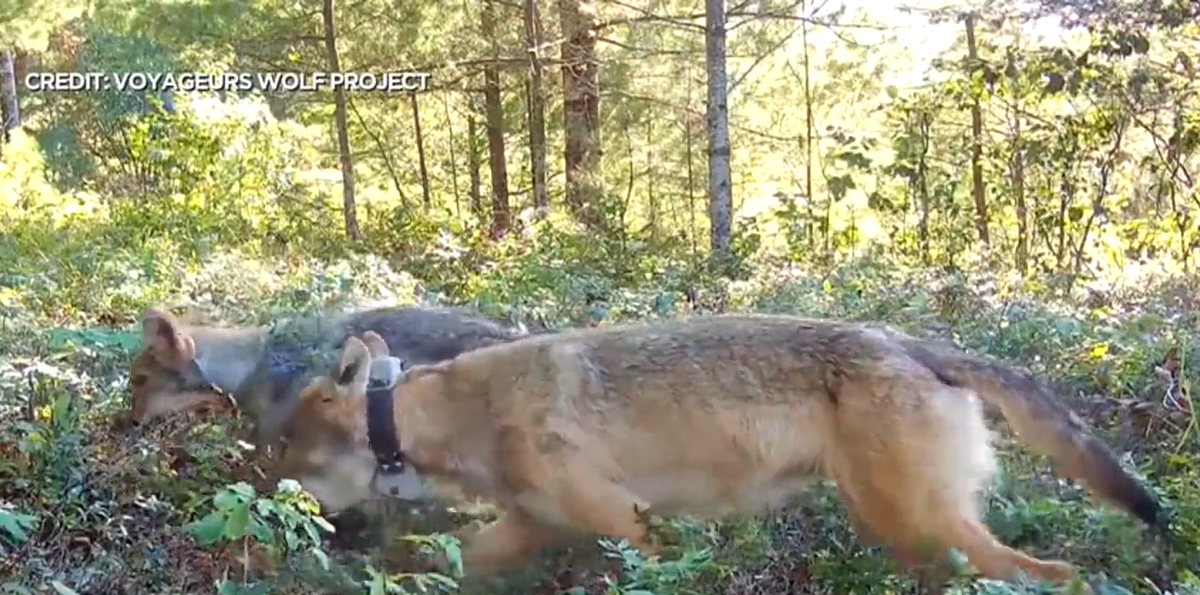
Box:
[277,314,1163,590]
[127,304,531,449]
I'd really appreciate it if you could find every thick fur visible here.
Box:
[282,314,1162,589]
[127,305,529,448]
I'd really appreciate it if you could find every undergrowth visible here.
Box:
[1,234,1197,595]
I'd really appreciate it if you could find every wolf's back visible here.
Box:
[239,306,528,445]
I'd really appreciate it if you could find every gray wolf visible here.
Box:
[280,314,1161,590]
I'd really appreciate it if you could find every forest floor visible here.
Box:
[1,253,1198,595]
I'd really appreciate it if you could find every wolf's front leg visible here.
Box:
[446,511,557,577]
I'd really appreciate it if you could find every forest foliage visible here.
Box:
[0,0,1198,593]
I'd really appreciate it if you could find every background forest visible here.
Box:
[1,0,1198,593]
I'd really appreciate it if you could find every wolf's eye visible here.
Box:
[131,375,148,387]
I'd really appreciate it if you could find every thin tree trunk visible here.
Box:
[800,0,814,250]
[685,73,698,259]
[1069,120,1126,288]
[1013,136,1028,272]
[2,49,22,153]
[482,0,511,238]
[1164,106,1196,269]
[647,116,658,242]
[468,110,483,217]
[559,0,604,231]
[916,110,932,264]
[1008,52,1028,274]
[618,116,633,257]
[964,12,990,245]
[321,0,360,240]
[1056,171,1072,269]
[524,0,549,216]
[461,0,477,219]
[442,91,461,216]
[705,0,732,262]
[411,93,432,209]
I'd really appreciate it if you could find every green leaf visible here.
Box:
[254,498,280,516]
[311,548,331,570]
[228,482,257,501]
[282,526,298,551]
[425,573,459,591]
[213,491,247,512]
[217,580,270,595]
[1,582,36,595]
[367,569,387,595]
[223,502,252,539]
[250,518,273,544]
[0,510,38,544]
[185,512,228,546]
[312,515,335,534]
[301,519,323,546]
[48,582,80,595]
[434,534,464,578]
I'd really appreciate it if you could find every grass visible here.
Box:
[1,246,1198,595]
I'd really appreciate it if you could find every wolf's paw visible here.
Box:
[1025,558,1079,586]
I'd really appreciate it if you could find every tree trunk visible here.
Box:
[482,0,511,238]
[321,0,360,240]
[916,110,932,264]
[964,12,989,245]
[1007,52,1028,274]
[705,0,732,262]
[468,106,483,217]
[442,91,462,216]
[1166,106,1195,269]
[558,0,604,231]
[1070,120,1126,287]
[524,0,549,216]
[1013,136,1028,272]
[800,0,815,251]
[647,117,658,241]
[1056,171,1073,269]
[1,48,20,152]
[685,72,698,258]
[411,93,432,209]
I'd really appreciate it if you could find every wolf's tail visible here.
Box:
[901,338,1162,529]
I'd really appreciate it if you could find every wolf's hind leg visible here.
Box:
[843,500,954,593]
[832,381,1077,587]
[941,515,1075,583]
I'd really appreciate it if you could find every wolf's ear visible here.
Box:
[141,308,196,366]
[334,336,372,399]
[360,331,390,358]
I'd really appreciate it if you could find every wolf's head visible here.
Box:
[127,308,227,423]
[274,331,435,514]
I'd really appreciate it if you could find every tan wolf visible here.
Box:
[278,314,1163,589]
[127,305,531,449]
